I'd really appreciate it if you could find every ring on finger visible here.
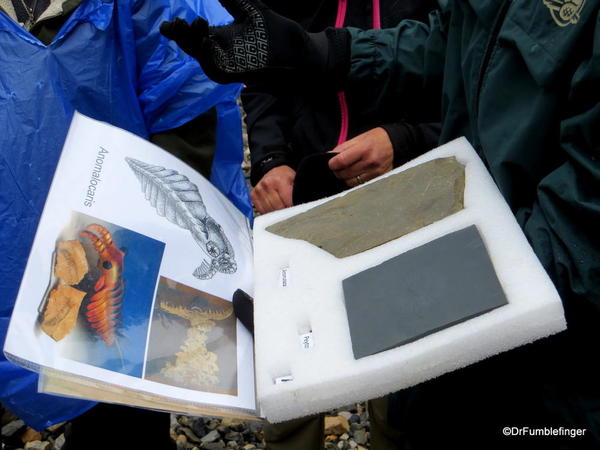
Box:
[355,174,364,185]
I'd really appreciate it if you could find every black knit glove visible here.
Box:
[160,0,349,84]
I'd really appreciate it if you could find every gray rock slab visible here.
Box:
[343,225,508,359]
[1,419,25,437]
[201,429,221,444]
[353,429,368,445]
[266,157,465,258]
[24,441,52,450]
[54,433,66,450]
[181,426,202,443]
[203,442,226,450]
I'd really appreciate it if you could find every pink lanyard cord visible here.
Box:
[335,0,381,29]
[335,0,348,145]
[335,0,347,27]
[372,0,381,29]
[335,0,381,146]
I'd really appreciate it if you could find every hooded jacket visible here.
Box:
[344,0,599,446]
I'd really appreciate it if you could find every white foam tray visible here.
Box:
[252,138,566,422]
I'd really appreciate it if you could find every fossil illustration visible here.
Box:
[126,158,237,280]
[38,225,126,349]
[159,301,233,389]
[78,224,126,347]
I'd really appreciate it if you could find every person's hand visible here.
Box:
[160,0,314,84]
[251,165,296,214]
[328,127,393,187]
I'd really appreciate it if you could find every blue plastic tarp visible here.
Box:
[0,0,251,429]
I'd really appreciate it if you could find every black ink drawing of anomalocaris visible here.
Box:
[125,158,237,280]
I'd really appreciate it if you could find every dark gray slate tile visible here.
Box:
[343,225,507,359]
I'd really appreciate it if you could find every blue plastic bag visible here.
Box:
[0,0,250,429]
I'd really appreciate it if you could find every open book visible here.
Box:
[4,113,567,423]
[4,112,257,419]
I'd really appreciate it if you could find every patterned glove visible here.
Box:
[160,0,349,84]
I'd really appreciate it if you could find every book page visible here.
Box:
[4,112,256,414]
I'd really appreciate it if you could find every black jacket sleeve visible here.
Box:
[241,86,297,186]
[241,0,325,186]
[380,121,441,167]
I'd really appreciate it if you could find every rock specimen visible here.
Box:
[266,157,465,258]
[41,285,86,341]
[54,240,89,285]
[343,226,507,359]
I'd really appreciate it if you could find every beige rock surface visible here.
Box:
[54,240,89,285]
[41,285,86,341]
[324,415,350,435]
[21,427,42,444]
[267,157,465,258]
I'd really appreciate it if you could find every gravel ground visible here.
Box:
[1,404,66,450]
[1,402,371,449]
[170,403,371,450]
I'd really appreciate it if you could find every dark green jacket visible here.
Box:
[346,0,599,447]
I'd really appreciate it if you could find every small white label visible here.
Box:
[279,266,290,288]
[299,332,314,350]
[274,375,294,384]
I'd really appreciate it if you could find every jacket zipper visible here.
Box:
[335,0,382,146]
[474,0,512,115]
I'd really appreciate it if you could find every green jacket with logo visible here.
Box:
[345,0,599,446]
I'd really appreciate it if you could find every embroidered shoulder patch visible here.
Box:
[543,0,586,27]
